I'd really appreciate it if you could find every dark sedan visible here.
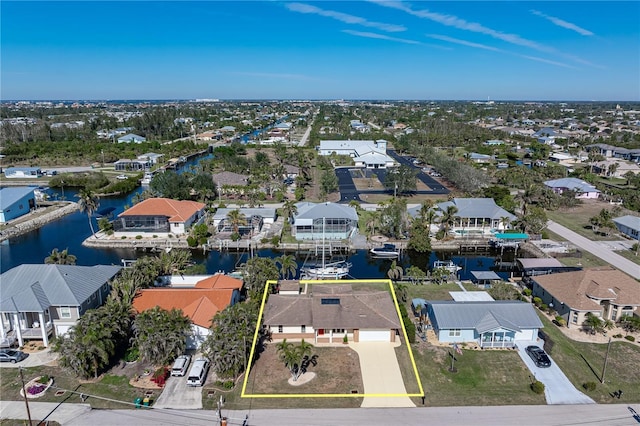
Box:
[0,349,28,363]
[525,345,551,368]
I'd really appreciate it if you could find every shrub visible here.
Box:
[135,235,142,240]
[124,346,139,362]
[343,334,348,343]
[38,375,50,384]
[223,380,234,389]
[153,235,158,238]
[121,236,127,240]
[554,316,567,327]
[522,288,532,297]
[624,335,635,342]
[532,297,542,307]
[270,236,280,247]
[187,236,198,247]
[539,303,548,312]
[530,380,545,394]
[582,382,597,392]
[613,333,623,338]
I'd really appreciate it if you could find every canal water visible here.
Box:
[1,150,513,279]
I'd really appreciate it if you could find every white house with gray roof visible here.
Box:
[435,198,516,236]
[0,264,122,347]
[543,178,600,199]
[613,215,640,241]
[318,140,394,169]
[292,202,358,240]
[425,301,543,348]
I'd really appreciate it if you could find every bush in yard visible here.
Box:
[539,303,548,312]
[625,335,635,342]
[223,380,234,389]
[554,316,566,327]
[532,297,542,307]
[613,333,623,338]
[530,380,545,394]
[187,236,198,247]
[582,382,597,392]
[522,288,532,297]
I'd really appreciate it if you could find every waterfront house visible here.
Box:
[426,300,543,348]
[212,171,250,196]
[114,158,151,171]
[212,207,277,236]
[4,167,42,179]
[434,198,516,236]
[117,133,146,143]
[0,264,122,347]
[132,273,243,349]
[137,152,164,165]
[613,215,640,241]
[318,140,394,169]
[469,271,503,289]
[264,282,401,343]
[114,198,206,237]
[0,187,36,223]
[543,178,600,199]
[291,202,358,240]
[531,268,640,328]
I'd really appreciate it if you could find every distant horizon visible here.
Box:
[2,1,638,101]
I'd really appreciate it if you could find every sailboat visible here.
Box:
[301,218,352,279]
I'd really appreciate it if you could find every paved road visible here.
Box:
[16,403,631,425]
[547,221,640,279]
[516,342,595,405]
[335,168,363,203]
[386,150,450,194]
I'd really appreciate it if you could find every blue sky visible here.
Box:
[2,1,639,101]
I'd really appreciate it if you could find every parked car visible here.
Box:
[171,354,192,377]
[186,358,210,387]
[525,345,551,368]
[116,174,128,180]
[0,349,28,363]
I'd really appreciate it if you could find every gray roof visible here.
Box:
[613,215,640,232]
[543,178,600,194]
[428,301,543,332]
[517,258,564,269]
[437,198,516,221]
[212,207,276,221]
[470,271,502,281]
[0,264,122,312]
[0,187,36,210]
[294,202,358,222]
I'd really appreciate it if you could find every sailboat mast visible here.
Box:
[322,217,325,269]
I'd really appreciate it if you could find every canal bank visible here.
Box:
[0,202,78,243]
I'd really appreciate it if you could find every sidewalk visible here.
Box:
[0,401,90,424]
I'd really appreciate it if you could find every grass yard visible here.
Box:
[406,282,476,303]
[535,313,640,403]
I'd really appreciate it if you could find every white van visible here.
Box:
[186,358,210,387]
[171,354,191,377]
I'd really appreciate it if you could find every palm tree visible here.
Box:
[281,200,298,224]
[133,306,192,366]
[275,254,298,280]
[387,260,404,281]
[440,205,459,235]
[226,209,247,236]
[276,338,313,381]
[77,189,99,238]
[499,216,512,232]
[44,248,77,265]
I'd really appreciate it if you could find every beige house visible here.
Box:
[531,268,640,329]
[263,282,401,343]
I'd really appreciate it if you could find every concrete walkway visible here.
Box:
[547,221,640,279]
[0,401,91,424]
[350,342,415,408]
[0,348,58,368]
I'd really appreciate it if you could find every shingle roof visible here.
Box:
[428,301,543,331]
[0,264,122,312]
[212,171,249,186]
[119,198,205,223]
[533,268,640,310]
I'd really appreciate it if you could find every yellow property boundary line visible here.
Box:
[241,279,425,398]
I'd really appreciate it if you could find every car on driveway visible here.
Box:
[171,354,192,377]
[0,349,28,363]
[525,345,551,368]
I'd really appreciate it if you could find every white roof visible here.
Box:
[449,291,495,302]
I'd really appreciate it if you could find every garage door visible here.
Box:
[359,329,390,342]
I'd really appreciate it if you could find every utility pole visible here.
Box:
[18,367,33,425]
[601,337,612,384]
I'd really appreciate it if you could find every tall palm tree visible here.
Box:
[440,205,459,235]
[387,260,404,281]
[276,338,313,381]
[275,254,298,280]
[226,209,247,236]
[44,248,77,265]
[77,189,99,238]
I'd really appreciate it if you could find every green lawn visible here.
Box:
[535,313,640,403]
[546,210,617,242]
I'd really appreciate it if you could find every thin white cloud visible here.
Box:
[342,29,422,45]
[231,72,316,81]
[369,0,596,67]
[286,3,406,33]
[517,55,576,69]
[425,34,501,52]
[531,10,594,36]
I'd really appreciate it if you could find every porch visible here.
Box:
[1,311,54,348]
[479,330,516,349]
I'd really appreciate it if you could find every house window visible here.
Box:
[301,325,306,333]
[278,325,283,333]
[60,307,71,319]
[332,328,345,333]
[572,312,578,324]
[612,308,618,321]
[449,329,461,337]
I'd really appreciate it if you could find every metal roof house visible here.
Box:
[0,187,36,223]
[4,167,42,179]
[612,215,640,241]
[0,264,122,347]
[543,178,600,199]
[318,140,392,168]
[117,133,146,143]
[426,301,543,348]
[291,202,358,240]
[435,198,516,236]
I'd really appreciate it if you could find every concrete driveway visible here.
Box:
[0,348,57,368]
[350,342,415,408]
[153,374,203,409]
[516,342,595,405]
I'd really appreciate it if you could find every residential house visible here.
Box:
[137,152,164,165]
[114,198,206,236]
[114,158,151,171]
[543,178,600,199]
[212,171,250,197]
[613,215,640,241]
[4,167,42,179]
[283,164,300,179]
[117,133,146,143]
[0,187,36,223]
[0,264,122,347]
[291,202,358,240]
[468,152,493,164]
[133,273,243,348]
[318,140,394,168]
[264,282,401,343]
[531,268,640,328]
[469,271,503,289]
[593,159,640,178]
[425,301,543,348]
[212,207,277,236]
[434,198,516,236]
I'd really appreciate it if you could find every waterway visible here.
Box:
[1,148,514,279]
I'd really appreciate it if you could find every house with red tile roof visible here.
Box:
[531,268,640,329]
[133,273,243,349]
[113,197,206,236]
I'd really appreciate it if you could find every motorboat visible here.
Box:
[301,260,352,279]
[369,243,400,258]
[433,260,462,274]
[141,172,154,186]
